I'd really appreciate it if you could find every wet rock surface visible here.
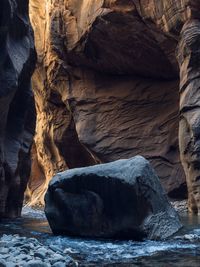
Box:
[0,234,77,267]
[45,156,182,240]
[171,200,188,214]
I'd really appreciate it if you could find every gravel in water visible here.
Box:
[0,234,78,267]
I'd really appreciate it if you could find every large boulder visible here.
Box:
[45,156,182,240]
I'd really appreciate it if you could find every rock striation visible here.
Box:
[45,156,182,240]
[28,0,186,205]
[0,0,36,218]
[28,0,200,213]
[177,19,200,213]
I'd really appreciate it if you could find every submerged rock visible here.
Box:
[45,156,182,240]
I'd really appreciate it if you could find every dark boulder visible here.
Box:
[45,156,182,240]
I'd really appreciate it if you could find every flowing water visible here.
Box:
[0,207,200,266]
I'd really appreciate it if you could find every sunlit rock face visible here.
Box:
[29,0,200,210]
[0,0,35,217]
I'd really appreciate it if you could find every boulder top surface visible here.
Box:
[50,156,159,186]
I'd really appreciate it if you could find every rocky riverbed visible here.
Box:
[0,234,77,267]
[0,201,198,267]
[0,207,78,267]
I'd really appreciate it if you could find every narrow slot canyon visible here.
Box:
[1,0,200,266]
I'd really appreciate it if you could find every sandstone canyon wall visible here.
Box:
[28,0,200,207]
[0,0,35,217]
[3,0,200,218]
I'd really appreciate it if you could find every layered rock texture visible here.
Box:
[28,0,200,212]
[178,19,200,213]
[0,0,35,217]
[45,156,182,240]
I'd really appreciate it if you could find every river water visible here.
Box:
[0,207,200,266]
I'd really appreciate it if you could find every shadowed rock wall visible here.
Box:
[177,19,200,213]
[0,0,36,217]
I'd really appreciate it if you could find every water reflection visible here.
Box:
[184,213,200,225]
